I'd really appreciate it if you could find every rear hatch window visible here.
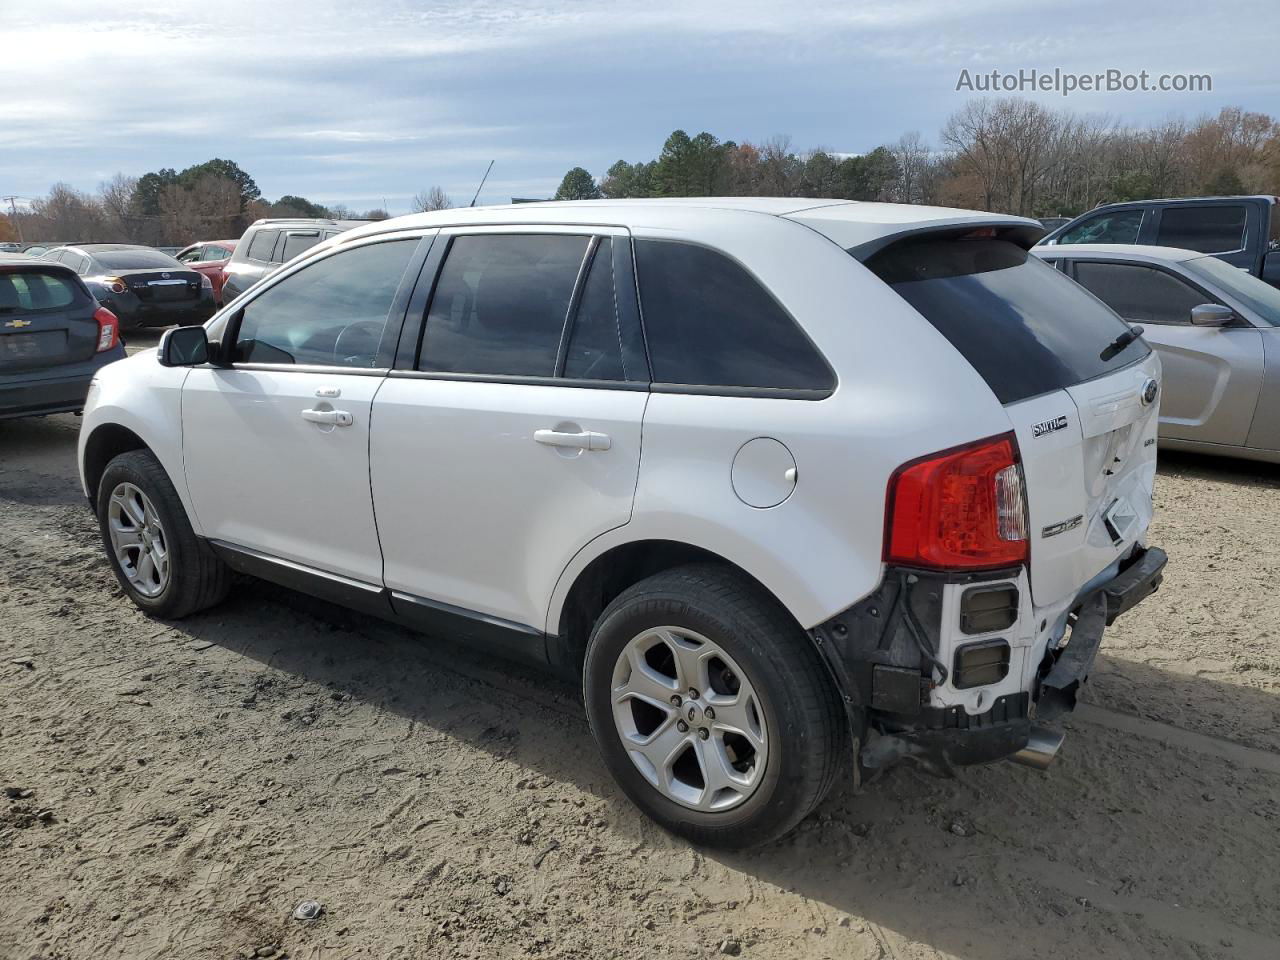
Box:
[866,238,1149,404]
[95,250,182,270]
[0,267,99,372]
[0,270,79,313]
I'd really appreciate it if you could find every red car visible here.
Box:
[175,240,237,305]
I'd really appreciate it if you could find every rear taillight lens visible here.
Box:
[94,306,119,352]
[885,433,1029,570]
[200,274,213,290]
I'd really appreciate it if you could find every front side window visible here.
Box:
[1072,260,1209,325]
[177,247,200,262]
[418,234,589,377]
[1184,254,1280,326]
[1057,209,1143,245]
[233,239,417,367]
[1156,205,1247,254]
[634,239,834,391]
[245,229,278,263]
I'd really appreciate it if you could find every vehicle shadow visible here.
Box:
[159,578,1280,960]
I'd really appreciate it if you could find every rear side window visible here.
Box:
[202,245,231,262]
[868,239,1149,404]
[1156,205,1247,254]
[1072,261,1208,325]
[634,239,834,392]
[246,230,278,262]
[419,234,589,377]
[0,270,80,312]
[1056,209,1143,245]
[281,232,321,262]
[563,239,625,381]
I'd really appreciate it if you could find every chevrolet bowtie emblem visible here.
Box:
[4,318,33,328]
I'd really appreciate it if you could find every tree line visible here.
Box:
[1,158,401,246]
[553,98,1280,218]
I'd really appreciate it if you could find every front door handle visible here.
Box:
[534,428,611,451]
[301,408,353,427]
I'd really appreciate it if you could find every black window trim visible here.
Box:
[209,233,433,372]
[1065,256,1244,327]
[397,227,650,391]
[632,236,837,401]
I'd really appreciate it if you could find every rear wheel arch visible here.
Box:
[551,539,808,675]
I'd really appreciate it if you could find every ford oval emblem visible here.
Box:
[1141,378,1158,405]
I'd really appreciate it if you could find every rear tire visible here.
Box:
[583,563,847,848]
[97,450,230,618]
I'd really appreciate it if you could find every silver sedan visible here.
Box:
[1033,243,1280,464]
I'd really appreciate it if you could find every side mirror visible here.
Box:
[158,325,210,366]
[1189,303,1234,327]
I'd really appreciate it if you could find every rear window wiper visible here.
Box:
[1100,324,1144,362]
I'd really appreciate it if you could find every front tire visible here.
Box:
[97,450,230,618]
[583,563,847,848]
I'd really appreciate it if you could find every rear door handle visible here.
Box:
[301,408,353,427]
[534,428,611,451]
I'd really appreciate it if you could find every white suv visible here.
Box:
[78,199,1167,848]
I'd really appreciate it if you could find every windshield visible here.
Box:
[867,238,1150,404]
[1183,255,1280,326]
[94,250,183,270]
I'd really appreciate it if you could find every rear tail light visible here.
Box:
[94,306,120,352]
[885,433,1029,570]
[89,275,128,294]
[200,274,213,290]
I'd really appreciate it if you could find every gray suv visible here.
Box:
[220,218,365,304]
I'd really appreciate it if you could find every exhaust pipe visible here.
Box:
[1011,725,1065,771]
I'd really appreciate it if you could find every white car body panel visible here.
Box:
[181,367,386,583]
[77,350,196,520]
[371,378,647,629]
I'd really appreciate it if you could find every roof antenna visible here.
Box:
[469,160,495,208]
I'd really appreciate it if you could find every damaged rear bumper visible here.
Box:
[813,545,1167,775]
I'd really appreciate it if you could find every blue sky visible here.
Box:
[1,0,1274,213]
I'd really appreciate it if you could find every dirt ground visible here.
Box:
[2,341,1279,959]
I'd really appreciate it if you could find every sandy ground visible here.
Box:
[2,346,1279,959]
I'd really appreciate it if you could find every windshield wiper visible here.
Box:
[1100,324,1144,362]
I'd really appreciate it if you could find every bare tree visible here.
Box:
[412,186,452,212]
[890,131,933,204]
[98,174,139,242]
[27,183,104,241]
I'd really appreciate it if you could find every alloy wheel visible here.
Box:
[610,626,767,812]
[106,482,170,598]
